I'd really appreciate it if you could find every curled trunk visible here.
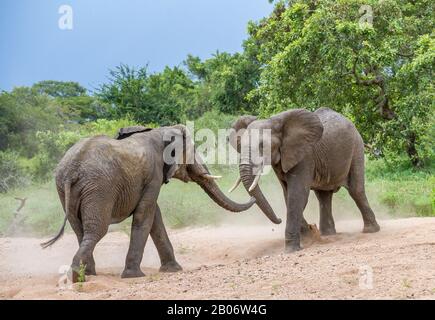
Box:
[191,163,256,212]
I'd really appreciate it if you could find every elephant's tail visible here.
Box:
[40,181,71,249]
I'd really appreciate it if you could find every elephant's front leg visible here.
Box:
[151,205,182,273]
[121,188,159,279]
[314,190,336,235]
[285,171,311,253]
[279,179,310,236]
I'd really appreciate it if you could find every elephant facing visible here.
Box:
[229,107,380,252]
[41,124,257,280]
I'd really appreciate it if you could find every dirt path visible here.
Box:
[1,217,435,299]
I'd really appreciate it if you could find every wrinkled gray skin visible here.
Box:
[230,108,380,252]
[41,125,256,280]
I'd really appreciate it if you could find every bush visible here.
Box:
[0,151,30,193]
[25,118,139,181]
[193,110,237,135]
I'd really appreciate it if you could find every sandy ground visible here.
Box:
[1,217,435,300]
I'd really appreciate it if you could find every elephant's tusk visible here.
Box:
[248,163,264,192]
[203,174,222,180]
[248,173,261,192]
[228,177,242,193]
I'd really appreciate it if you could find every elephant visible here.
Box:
[41,124,264,281]
[228,107,380,252]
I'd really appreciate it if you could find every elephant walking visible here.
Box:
[42,125,260,281]
[229,107,380,252]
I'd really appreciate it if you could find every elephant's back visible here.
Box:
[56,136,146,220]
[311,108,360,188]
[56,135,146,189]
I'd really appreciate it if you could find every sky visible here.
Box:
[0,0,273,92]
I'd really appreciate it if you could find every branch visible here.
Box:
[14,197,27,216]
[4,197,28,236]
[350,53,396,120]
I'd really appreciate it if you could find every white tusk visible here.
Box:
[248,162,264,192]
[228,177,242,193]
[204,174,222,180]
[248,173,261,192]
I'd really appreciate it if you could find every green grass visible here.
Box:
[365,159,434,217]
[0,159,433,236]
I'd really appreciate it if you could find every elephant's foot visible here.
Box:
[159,261,183,273]
[320,227,336,236]
[363,222,380,233]
[121,267,145,279]
[85,265,96,276]
[285,240,302,254]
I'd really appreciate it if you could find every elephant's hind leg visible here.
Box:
[347,156,380,233]
[71,209,110,281]
[122,183,160,279]
[314,190,336,235]
[151,205,182,273]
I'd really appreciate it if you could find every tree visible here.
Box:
[98,64,195,125]
[185,51,261,116]
[0,87,62,155]
[247,0,434,166]
[32,80,87,98]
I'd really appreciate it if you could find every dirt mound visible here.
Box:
[1,218,435,299]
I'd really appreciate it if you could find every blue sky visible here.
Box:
[0,0,273,92]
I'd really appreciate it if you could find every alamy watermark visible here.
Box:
[161,122,272,175]
[359,5,373,27]
[58,5,73,30]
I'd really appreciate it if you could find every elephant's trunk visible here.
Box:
[191,163,256,212]
[239,145,282,224]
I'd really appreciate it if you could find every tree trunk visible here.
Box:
[406,131,422,168]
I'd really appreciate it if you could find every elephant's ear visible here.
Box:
[162,125,189,182]
[229,115,257,153]
[279,109,323,173]
[115,126,152,140]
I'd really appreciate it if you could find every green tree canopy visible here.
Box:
[247,0,434,166]
[97,64,195,125]
[185,51,261,115]
[32,80,87,98]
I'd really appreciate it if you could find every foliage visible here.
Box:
[0,151,30,193]
[98,64,195,125]
[0,87,62,155]
[247,0,434,166]
[32,80,87,98]
[26,118,138,181]
[193,110,237,135]
[185,52,261,116]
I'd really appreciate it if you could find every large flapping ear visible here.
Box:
[115,126,152,140]
[229,115,257,153]
[162,125,188,182]
[278,109,323,173]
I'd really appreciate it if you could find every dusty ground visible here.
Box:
[1,217,435,299]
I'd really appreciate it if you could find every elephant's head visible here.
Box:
[116,125,256,213]
[229,109,324,223]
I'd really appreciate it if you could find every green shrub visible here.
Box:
[193,110,237,135]
[0,151,30,193]
[25,118,140,181]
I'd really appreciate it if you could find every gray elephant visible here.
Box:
[41,125,261,281]
[229,107,380,252]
